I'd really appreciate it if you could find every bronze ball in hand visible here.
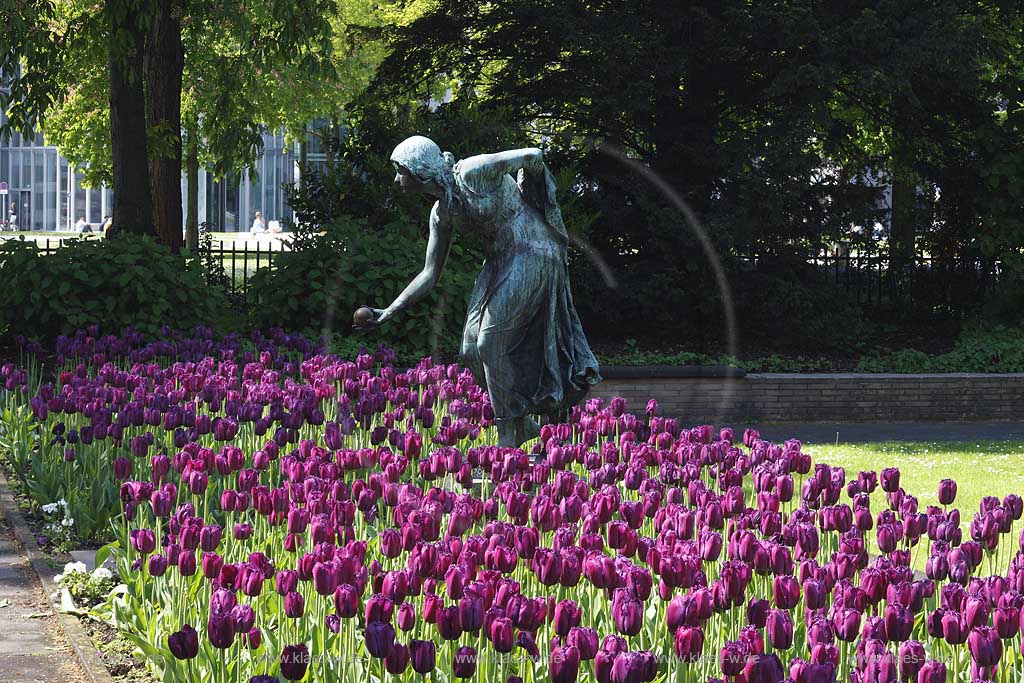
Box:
[353,306,376,327]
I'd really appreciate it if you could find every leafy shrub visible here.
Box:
[854,323,1024,372]
[0,235,223,340]
[248,215,480,357]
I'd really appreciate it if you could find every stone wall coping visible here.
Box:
[600,365,747,379]
[745,373,1024,380]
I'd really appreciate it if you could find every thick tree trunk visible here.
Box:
[106,0,153,237]
[144,0,184,253]
[185,134,199,252]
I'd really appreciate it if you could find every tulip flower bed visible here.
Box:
[2,328,1024,683]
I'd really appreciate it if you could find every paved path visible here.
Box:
[752,421,1024,445]
[0,512,87,682]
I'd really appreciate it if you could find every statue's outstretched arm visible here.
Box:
[459,148,544,186]
[378,201,453,322]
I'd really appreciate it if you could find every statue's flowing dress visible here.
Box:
[453,156,601,432]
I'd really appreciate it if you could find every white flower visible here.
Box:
[53,574,63,584]
[62,561,87,575]
[41,503,58,514]
[58,499,67,507]
[61,518,74,527]
[92,567,113,581]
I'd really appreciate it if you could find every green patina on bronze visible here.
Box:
[357,135,601,447]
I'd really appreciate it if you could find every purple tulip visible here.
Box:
[409,639,436,674]
[673,625,704,662]
[967,625,1002,667]
[767,609,793,650]
[168,625,199,660]
[916,660,947,683]
[452,645,477,679]
[280,644,309,681]
[206,613,236,649]
[938,479,957,506]
[366,621,396,659]
[550,642,581,683]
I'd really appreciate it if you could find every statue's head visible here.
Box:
[390,136,457,205]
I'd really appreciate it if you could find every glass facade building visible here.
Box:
[0,79,302,232]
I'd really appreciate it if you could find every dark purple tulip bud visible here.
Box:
[554,599,582,637]
[898,640,925,681]
[202,552,224,579]
[177,550,197,577]
[938,479,957,506]
[804,579,826,611]
[941,612,968,645]
[550,642,581,683]
[459,596,484,633]
[967,626,1002,667]
[490,617,515,654]
[366,621,396,659]
[767,609,794,650]
[148,554,168,576]
[884,604,913,642]
[673,625,705,662]
[130,529,156,555]
[397,602,416,631]
[612,591,643,637]
[747,598,769,628]
[284,591,304,618]
[567,626,599,660]
[280,643,309,681]
[453,645,477,679]
[206,613,236,649]
[719,640,746,677]
[231,604,256,633]
[275,570,299,596]
[334,584,359,619]
[167,625,200,660]
[773,575,800,610]
[113,457,132,480]
[994,606,1019,639]
[832,608,861,642]
[881,468,900,493]
[385,642,410,675]
[438,605,462,641]
[410,639,436,674]
[743,653,785,683]
[917,660,947,683]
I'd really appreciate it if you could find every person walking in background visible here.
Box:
[8,202,16,231]
[250,211,267,235]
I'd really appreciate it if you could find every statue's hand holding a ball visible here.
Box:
[352,305,391,331]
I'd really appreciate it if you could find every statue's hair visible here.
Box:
[390,136,460,210]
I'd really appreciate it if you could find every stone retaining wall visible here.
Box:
[590,370,1024,424]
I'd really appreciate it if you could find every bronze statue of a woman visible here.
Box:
[356,136,601,447]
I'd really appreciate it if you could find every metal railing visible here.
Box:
[734,252,1000,309]
[7,234,293,302]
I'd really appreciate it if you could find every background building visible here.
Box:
[0,92,306,232]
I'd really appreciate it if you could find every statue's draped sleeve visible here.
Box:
[517,163,570,261]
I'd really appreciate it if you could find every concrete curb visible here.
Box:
[0,470,116,683]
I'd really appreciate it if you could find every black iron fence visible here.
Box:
[735,252,1000,310]
[10,235,292,302]
[4,234,1001,312]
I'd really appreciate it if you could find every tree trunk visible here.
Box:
[185,133,199,252]
[144,0,184,253]
[889,147,916,273]
[106,0,153,237]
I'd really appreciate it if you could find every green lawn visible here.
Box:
[804,440,1024,569]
